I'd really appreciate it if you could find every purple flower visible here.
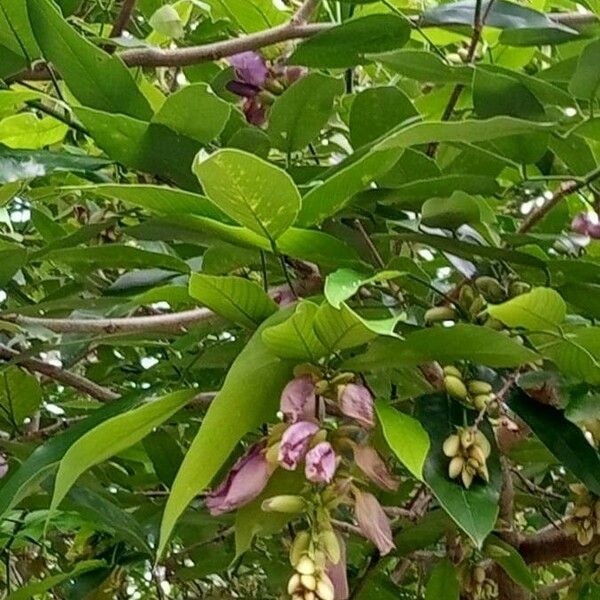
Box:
[0,454,8,479]
[338,384,375,429]
[326,532,349,600]
[228,51,268,89]
[353,445,399,492]
[571,212,600,238]
[280,376,317,423]
[354,490,395,556]
[305,441,336,483]
[205,443,271,515]
[278,421,319,470]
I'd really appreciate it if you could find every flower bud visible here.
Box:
[290,531,311,567]
[443,365,462,378]
[425,306,456,323]
[301,574,317,591]
[319,530,341,564]
[353,445,399,492]
[448,456,464,479]
[316,574,335,600]
[474,566,486,583]
[475,431,491,457]
[444,375,468,400]
[443,434,461,457]
[305,442,337,484]
[354,489,395,556]
[462,469,474,489]
[469,445,487,466]
[508,281,531,298]
[262,494,306,513]
[475,276,505,303]
[278,421,319,470]
[281,376,318,423]
[468,380,492,395]
[288,573,302,594]
[338,383,375,429]
[296,555,316,576]
[460,428,476,448]
[473,394,489,410]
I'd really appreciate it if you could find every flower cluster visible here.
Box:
[565,484,600,546]
[443,427,491,489]
[206,366,401,598]
[462,565,498,600]
[442,365,497,411]
[227,51,306,125]
[572,212,600,239]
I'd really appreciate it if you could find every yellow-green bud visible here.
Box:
[449,456,464,479]
[473,394,490,410]
[301,574,317,591]
[288,573,302,594]
[508,281,531,298]
[443,365,462,378]
[425,306,456,323]
[318,530,340,564]
[443,434,461,457]
[468,380,493,395]
[460,428,476,448]
[262,495,306,513]
[475,276,505,303]
[459,284,475,309]
[444,375,468,400]
[290,531,311,567]
[474,566,486,584]
[296,555,316,576]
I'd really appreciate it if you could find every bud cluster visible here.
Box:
[442,366,496,411]
[462,565,498,600]
[565,484,600,546]
[287,531,339,600]
[443,427,491,489]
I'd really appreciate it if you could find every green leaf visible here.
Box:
[376,400,430,480]
[289,15,410,68]
[422,0,577,46]
[152,83,231,143]
[349,86,417,148]
[484,535,535,592]
[376,116,550,151]
[143,430,184,488]
[488,287,566,331]
[26,0,152,120]
[0,114,67,149]
[50,389,193,512]
[425,559,460,600]
[509,388,600,495]
[0,393,142,519]
[45,244,190,273]
[421,191,485,229]
[297,146,402,226]
[569,39,600,100]
[7,560,106,600]
[261,301,327,361]
[192,149,301,241]
[188,272,277,328]
[268,73,343,153]
[393,509,453,556]
[344,324,538,371]
[73,183,230,222]
[324,268,403,309]
[158,309,295,557]
[0,367,42,430]
[370,49,472,84]
[416,394,502,548]
[149,4,185,39]
[314,302,399,352]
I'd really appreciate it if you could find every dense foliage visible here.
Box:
[1,0,600,598]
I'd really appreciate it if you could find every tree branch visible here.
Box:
[290,0,322,26]
[110,0,137,38]
[0,344,119,402]
[518,165,600,233]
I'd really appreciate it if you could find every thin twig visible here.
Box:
[290,0,321,26]
[110,0,137,38]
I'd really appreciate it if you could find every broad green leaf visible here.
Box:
[484,535,535,592]
[473,68,545,120]
[0,367,42,430]
[0,393,142,519]
[509,388,600,495]
[75,107,201,191]
[188,272,277,328]
[422,0,577,46]
[149,4,185,38]
[0,246,26,285]
[297,146,402,226]
[152,83,231,143]
[325,268,403,309]
[416,394,502,547]
[376,400,430,480]
[488,287,566,331]
[344,324,538,371]
[73,183,230,222]
[376,116,551,151]
[158,309,295,557]
[45,245,190,273]
[393,509,453,556]
[192,149,301,241]
[0,145,110,183]
[268,73,343,153]
[370,49,472,84]
[0,114,67,149]
[421,192,484,229]
[261,301,327,360]
[425,559,460,600]
[26,0,152,120]
[289,15,410,68]
[50,389,193,512]
[314,302,400,352]
[143,430,184,488]
[235,469,304,555]
[349,86,417,148]
[7,560,106,600]
[569,39,600,100]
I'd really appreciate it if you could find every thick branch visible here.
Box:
[0,344,119,402]
[110,0,137,38]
